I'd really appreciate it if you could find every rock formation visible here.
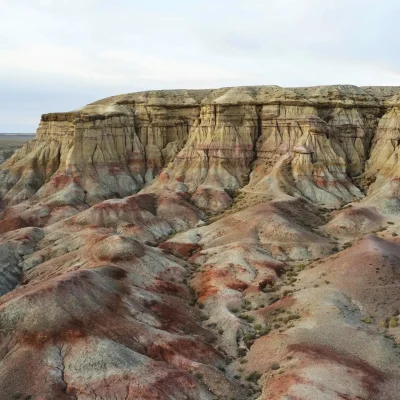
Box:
[1,85,400,400]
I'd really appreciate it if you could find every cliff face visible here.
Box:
[1,85,399,213]
[1,86,400,400]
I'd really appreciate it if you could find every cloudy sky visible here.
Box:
[1,0,399,132]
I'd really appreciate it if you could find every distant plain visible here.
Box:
[0,134,34,150]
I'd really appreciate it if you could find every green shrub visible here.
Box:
[296,264,307,271]
[240,314,255,323]
[269,295,280,304]
[259,326,271,336]
[246,371,261,382]
[389,316,399,328]
[238,348,247,357]
[361,317,373,324]
[271,363,280,370]
[243,333,256,347]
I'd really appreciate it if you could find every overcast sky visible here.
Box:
[1,0,399,132]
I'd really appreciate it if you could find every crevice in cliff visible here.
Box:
[56,345,77,400]
[256,105,262,142]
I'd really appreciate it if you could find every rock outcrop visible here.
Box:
[2,85,400,214]
[1,85,400,400]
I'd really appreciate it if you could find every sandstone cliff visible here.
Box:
[2,85,400,214]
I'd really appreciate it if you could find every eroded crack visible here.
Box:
[55,344,77,400]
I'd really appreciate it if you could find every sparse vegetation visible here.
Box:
[243,332,256,347]
[246,371,261,382]
[238,348,247,357]
[271,363,280,370]
[194,372,203,380]
[282,313,301,323]
[240,314,255,323]
[269,295,280,304]
[259,326,271,335]
[389,316,399,328]
[296,264,307,271]
[361,317,373,324]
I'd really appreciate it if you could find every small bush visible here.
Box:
[389,316,399,328]
[240,314,255,323]
[243,333,256,347]
[296,264,307,271]
[246,371,261,382]
[259,326,271,336]
[238,348,247,357]
[269,295,280,304]
[286,313,300,321]
[271,363,280,370]
[392,232,398,237]
[361,317,373,324]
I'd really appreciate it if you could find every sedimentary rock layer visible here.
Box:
[1,85,400,214]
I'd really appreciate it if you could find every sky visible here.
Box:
[1,0,400,132]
